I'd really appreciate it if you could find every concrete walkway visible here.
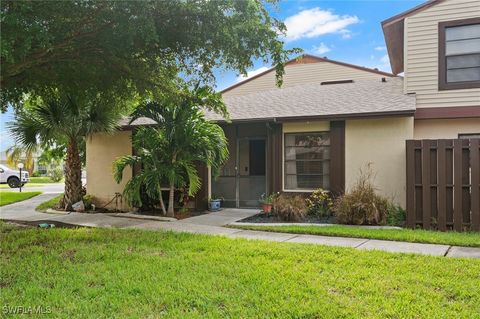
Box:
[1,196,479,258]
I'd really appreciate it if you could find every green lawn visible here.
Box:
[29,176,63,183]
[35,194,63,212]
[0,191,41,206]
[0,183,49,189]
[0,176,62,189]
[232,225,480,248]
[1,224,479,318]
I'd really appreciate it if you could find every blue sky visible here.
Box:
[0,0,424,151]
[214,0,424,90]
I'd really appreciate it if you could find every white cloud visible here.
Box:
[375,46,386,51]
[311,42,331,55]
[236,66,269,82]
[284,8,359,42]
[339,29,353,39]
[370,54,391,72]
[380,54,390,65]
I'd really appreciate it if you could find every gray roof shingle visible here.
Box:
[207,77,415,121]
[120,77,415,127]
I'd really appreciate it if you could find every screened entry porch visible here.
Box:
[210,121,344,209]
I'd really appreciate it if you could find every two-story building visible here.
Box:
[382,0,480,140]
[85,0,479,212]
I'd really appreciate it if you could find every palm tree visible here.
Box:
[6,144,35,174]
[9,94,125,210]
[113,86,229,217]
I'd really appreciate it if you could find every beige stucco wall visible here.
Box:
[223,62,387,97]
[86,131,132,210]
[414,118,480,139]
[404,0,480,108]
[345,117,414,208]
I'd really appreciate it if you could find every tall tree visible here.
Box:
[5,144,35,174]
[1,0,297,111]
[113,86,229,216]
[9,94,127,209]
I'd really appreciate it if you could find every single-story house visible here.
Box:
[86,55,416,211]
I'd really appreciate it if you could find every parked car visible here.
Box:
[0,164,29,188]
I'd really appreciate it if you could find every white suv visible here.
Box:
[0,164,29,188]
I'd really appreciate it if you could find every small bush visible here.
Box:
[386,205,406,227]
[272,193,307,222]
[49,167,63,182]
[334,166,389,225]
[83,194,94,210]
[306,188,333,218]
[31,171,41,177]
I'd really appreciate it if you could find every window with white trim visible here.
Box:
[284,132,330,190]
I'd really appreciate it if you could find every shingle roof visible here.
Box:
[207,77,415,121]
[120,77,415,127]
[119,117,157,128]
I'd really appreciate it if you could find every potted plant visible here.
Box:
[259,193,278,214]
[208,196,223,211]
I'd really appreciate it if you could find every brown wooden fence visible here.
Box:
[406,138,480,232]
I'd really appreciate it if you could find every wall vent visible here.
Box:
[320,80,354,85]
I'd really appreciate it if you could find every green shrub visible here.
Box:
[306,188,333,218]
[272,193,307,222]
[49,167,63,182]
[334,166,389,225]
[83,194,94,210]
[386,205,406,227]
[31,171,41,177]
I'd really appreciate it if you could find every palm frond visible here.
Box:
[112,155,141,183]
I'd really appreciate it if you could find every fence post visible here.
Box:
[421,140,431,230]
[471,139,480,231]
[453,139,463,231]
[406,140,416,228]
[437,140,447,231]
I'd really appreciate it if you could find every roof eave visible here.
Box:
[382,19,405,75]
[210,109,416,124]
[381,0,445,76]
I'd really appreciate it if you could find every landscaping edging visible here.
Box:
[46,208,71,215]
[230,222,403,230]
[106,212,177,222]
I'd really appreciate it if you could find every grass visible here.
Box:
[0,191,41,206]
[30,176,63,183]
[1,224,479,318]
[232,225,480,248]
[0,176,62,189]
[0,183,49,189]
[35,194,63,212]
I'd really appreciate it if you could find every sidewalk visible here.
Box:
[1,195,479,258]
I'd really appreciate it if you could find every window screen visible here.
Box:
[284,132,330,190]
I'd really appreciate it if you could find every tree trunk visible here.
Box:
[167,184,175,217]
[159,188,167,216]
[63,139,83,210]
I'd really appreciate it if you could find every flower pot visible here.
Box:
[262,203,273,214]
[208,199,221,211]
